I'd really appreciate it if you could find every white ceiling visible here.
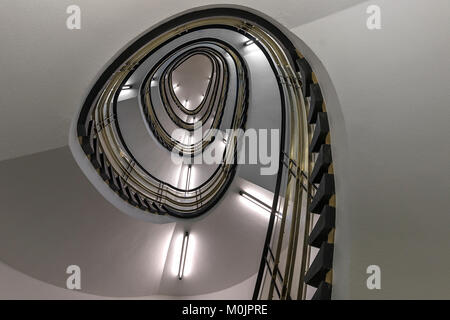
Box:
[0,0,367,161]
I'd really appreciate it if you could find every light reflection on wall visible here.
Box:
[171,232,196,278]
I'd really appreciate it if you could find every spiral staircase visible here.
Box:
[1,1,449,300]
[72,7,336,299]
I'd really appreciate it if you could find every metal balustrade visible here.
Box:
[76,8,336,298]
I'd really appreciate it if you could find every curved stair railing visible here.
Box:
[141,40,246,155]
[77,16,256,218]
[253,51,336,300]
[76,7,337,298]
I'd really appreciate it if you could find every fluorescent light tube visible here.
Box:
[239,190,282,219]
[178,232,190,280]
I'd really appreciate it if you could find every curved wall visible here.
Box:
[0,261,256,300]
[0,146,268,297]
[290,0,450,299]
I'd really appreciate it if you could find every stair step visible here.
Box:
[310,144,332,184]
[308,83,323,124]
[125,187,138,207]
[116,176,129,201]
[143,198,154,213]
[107,166,120,192]
[310,112,329,153]
[310,174,335,214]
[98,154,110,181]
[160,204,170,214]
[134,193,148,211]
[90,138,101,169]
[150,202,160,213]
[309,206,335,248]
[304,242,334,288]
[311,281,332,300]
[80,120,95,155]
[296,58,312,97]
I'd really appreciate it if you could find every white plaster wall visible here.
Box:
[290,0,450,299]
[0,261,255,299]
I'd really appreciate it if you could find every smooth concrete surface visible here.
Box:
[0,147,268,296]
[291,0,450,299]
[0,261,256,299]
[0,147,174,297]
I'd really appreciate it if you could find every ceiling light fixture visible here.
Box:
[239,190,282,219]
[122,85,132,90]
[178,232,190,280]
[244,39,255,46]
[185,164,192,190]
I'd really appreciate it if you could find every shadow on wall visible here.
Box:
[0,146,174,297]
[0,147,268,297]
